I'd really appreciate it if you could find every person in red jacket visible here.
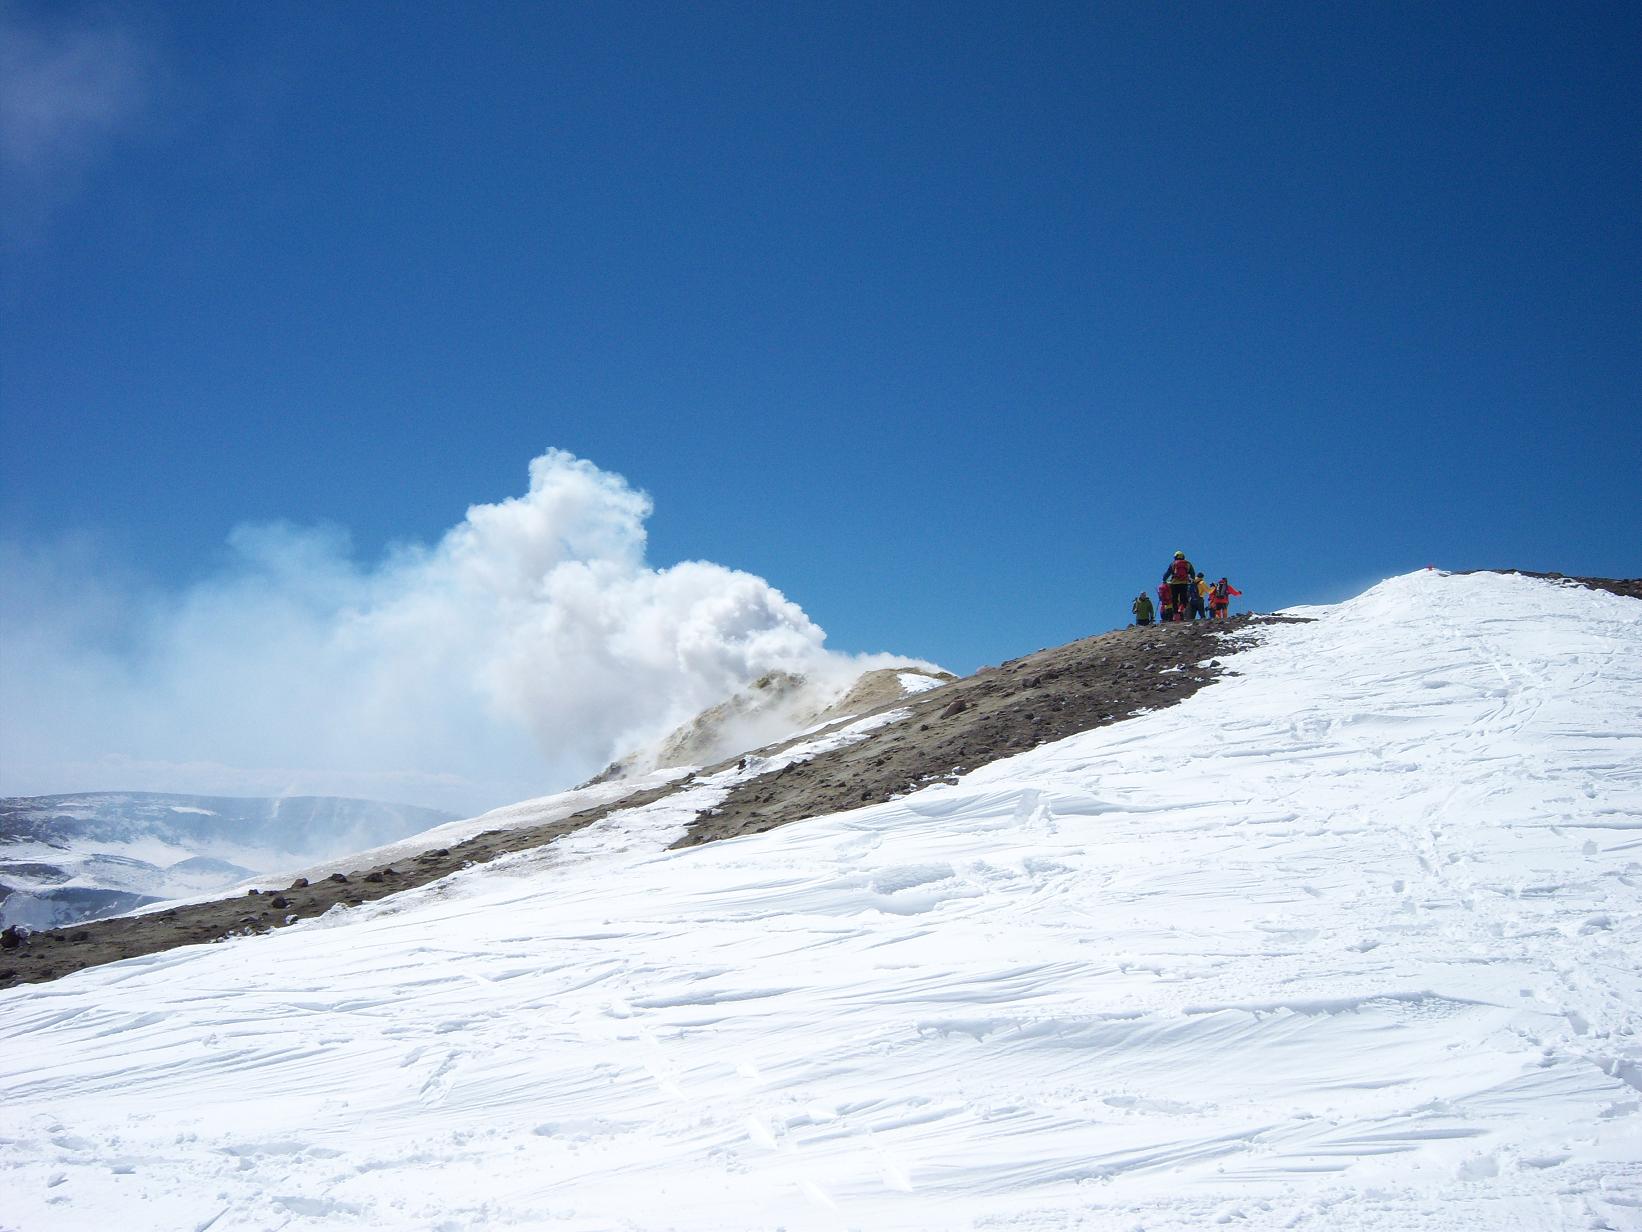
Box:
[1162,552,1195,621]
[1208,577,1241,619]
[1156,581,1174,622]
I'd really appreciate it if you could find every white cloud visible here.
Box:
[0,450,894,815]
[0,4,154,229]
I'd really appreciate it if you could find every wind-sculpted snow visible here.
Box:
[1,571,1639,1230]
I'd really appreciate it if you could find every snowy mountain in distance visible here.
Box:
[0,666,953,934]
[2,571,1639,1231]
[0,792,458,929]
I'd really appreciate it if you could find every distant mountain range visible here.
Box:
[0,665,957,935]
[0,792,458,930]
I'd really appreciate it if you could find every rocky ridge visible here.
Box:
[588,664,955,784]
[0,618,1261,989]
[17,574,1625,990]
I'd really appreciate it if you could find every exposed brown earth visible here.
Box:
[7,569,1626,993]
[0,778,680,991]
[1468,571,1642,602]
[0,615,1269,991]
[676,616,1274,846]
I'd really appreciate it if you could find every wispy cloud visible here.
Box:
[0,451,904,816]
[0,3,155,232]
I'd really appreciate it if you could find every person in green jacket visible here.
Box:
[1132,592,1155,626]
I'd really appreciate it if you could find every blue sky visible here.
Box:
[2,2,1638,806]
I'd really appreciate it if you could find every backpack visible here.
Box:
[1170,559,1191,581]
[1213,580,1229,600]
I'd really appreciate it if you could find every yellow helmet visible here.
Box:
[1174,551,1185,559]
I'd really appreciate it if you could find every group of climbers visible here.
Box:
[1131,552,1240,625]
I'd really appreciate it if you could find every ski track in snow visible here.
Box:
[2,572,1640,1231]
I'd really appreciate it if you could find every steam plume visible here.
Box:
[0,450,899,814]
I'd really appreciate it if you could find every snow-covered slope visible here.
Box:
[1,571,1638,1231]
[0,793,457,928]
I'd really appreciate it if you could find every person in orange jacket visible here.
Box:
[1208,577,1241,619]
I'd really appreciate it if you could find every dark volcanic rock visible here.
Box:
[674,617,1260,848]
[0,777,683,991]
[1467,570,1642,602]
[31,584,1602,992]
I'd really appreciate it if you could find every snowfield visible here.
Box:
[2,571,1639,1231]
